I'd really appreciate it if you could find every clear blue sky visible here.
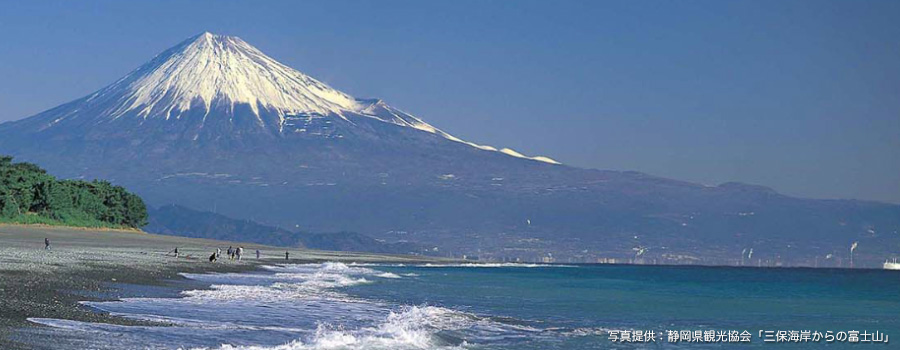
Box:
[0,0,898,203]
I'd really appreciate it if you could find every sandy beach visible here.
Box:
[0,225,442,349]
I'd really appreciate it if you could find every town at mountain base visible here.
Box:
[0,33,897,267]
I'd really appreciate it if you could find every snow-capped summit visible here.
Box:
[90,32,360,121]
[10,32,559,164]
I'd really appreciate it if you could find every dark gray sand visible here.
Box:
[0,225,443,349]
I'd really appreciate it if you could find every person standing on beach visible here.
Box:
[216,248,221,259]
[236,246,244,261]
[285,251,289,261]
[44,238,51,251]
[227,246,233,260]
[256,249,260,259]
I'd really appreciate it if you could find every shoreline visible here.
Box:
[0,225,445,350]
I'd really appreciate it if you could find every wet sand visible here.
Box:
[0,225,442,349]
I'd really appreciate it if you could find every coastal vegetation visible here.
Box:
[0,155,147,229]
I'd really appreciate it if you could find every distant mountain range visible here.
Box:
[146,204,432,255]
[1,32,897,267]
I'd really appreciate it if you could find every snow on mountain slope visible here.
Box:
[25,32,559,164]
[96,32,360,121]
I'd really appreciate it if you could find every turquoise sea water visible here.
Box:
[21,263,900,349]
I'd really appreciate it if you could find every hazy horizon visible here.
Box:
[1,0,897,204]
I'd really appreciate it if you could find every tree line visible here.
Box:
[0,155,147,229]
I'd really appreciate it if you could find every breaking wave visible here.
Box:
[29,262,556,350]
[194,306,473,350]
[416,263,576,268]
[349,262,576,268]
[179,263,544,349]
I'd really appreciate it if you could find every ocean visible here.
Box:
[22,263,900,349]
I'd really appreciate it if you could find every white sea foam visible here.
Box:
[189,305,472,350]
[348,262,575,268]
[32,262,546,349]
[28,318,97,332]
[191,263,376,288]
[261,262,379,275]
[180,263,534,349]
[177,263,377,303]
[563,327,611,337]
[376,272,402,279]
[416,263,576,268]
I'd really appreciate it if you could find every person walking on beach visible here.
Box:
[227,246,233,260]
[216,248,221,259]
[285,251,289,261]
[236,246,244,261]
[256,249,260,260]
[44,238,51,251]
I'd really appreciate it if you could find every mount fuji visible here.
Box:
[1,33,898,265]
[2,32,555,164]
